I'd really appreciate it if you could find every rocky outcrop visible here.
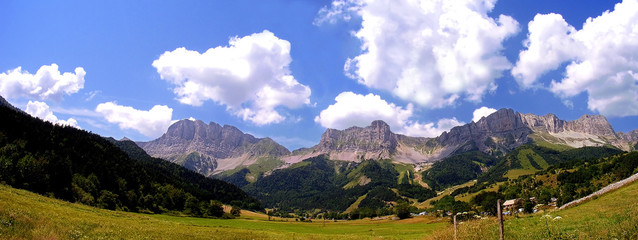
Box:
[439,109,531,154]
[138,119,290,176]
[619,130,638,142]
[563,115,616,137]
[285,120,444,164]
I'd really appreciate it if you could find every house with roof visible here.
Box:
[503,198,523,211]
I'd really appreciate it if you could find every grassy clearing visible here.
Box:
[219,156,285,182]
[393,162,415,185]
[504,168,537,180]
[417,180,475,209]
[426,179,638,239]
[345,194,367,213]
[0,184,447,239]
[529,134,573,151]
[455,182,502,203]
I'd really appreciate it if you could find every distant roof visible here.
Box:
[503,199,518,206]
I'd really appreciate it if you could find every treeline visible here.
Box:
[496,151,637,206]
[421,151,497,191]
[0,104,261,217]
[244,156,435,212]
[418,145,629,217]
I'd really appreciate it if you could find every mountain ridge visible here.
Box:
[139,108,638,176]
[286,108,638,164]
[137,119,290,176]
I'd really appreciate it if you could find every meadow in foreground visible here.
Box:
[0,184,446,239]
[427,179,638,240]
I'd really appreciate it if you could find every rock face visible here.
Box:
[285,120,447,164]
[285,108,638,163]
[138,119,290,176]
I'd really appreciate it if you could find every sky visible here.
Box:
[1,0,638,151]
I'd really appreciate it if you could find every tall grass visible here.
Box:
[426,180,638,239]
[0,184,446,239]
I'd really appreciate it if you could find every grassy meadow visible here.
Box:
[0,184,446,239]
[2,178,638,239]
[427,179,638,240]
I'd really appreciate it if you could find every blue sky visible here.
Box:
[1,0,637,150]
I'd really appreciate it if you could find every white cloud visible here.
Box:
[318,0,518,108]
[513,0,638,117]
[25,101,80,128]
[95,102,173,138]
[472,106,497,122]
[314,0,362,25]
[152,30,311,125]
[0,64,85,101]
[511,13,581,88]
[314,92,463,137]
[400,117,464,138]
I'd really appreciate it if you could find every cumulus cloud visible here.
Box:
[25,101,79,128]
[513,0,638,116]
[511,14,581,88]
[400,117,464,138]
[152,30,311,125]
[315,92,463,137]
[0,64,85,101]
[317,0,518,108]
[472,106,497,122]
[95,102,173,138]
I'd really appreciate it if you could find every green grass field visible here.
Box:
[3,177,637,239]
[427,179,638,239]
[0,184,447,239]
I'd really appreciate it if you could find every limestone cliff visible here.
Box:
[138,119,290,176]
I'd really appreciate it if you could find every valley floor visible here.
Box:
[0,184,446,239]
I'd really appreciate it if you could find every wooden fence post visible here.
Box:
[498,199,504,240]
[453,214,458,240]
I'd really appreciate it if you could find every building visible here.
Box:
[503,198,523,210]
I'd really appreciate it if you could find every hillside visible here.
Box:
[0,101,260,215]
[242,155,436,212]
[428,175,638,239]
[429,145,626,208]
[492,150,638,207]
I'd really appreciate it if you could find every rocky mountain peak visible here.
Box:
[164,119,216,141]
[564,114,616,137]
[370,120,390,129]
[476,108,524,133]
[317,120,397,151]
[138,119,290,176]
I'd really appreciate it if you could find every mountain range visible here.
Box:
[138,119,289,176]
[138,108,638,177]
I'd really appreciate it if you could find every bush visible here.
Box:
[230,206,241,217]
[204,200,224,218]
[395,201,411,219]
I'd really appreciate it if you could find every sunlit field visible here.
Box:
[0,184,447,239]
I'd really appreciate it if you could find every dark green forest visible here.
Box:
[0,103,261,217]
[496,151,638,207]
[243,156,435,213]
[421,151,497,191]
